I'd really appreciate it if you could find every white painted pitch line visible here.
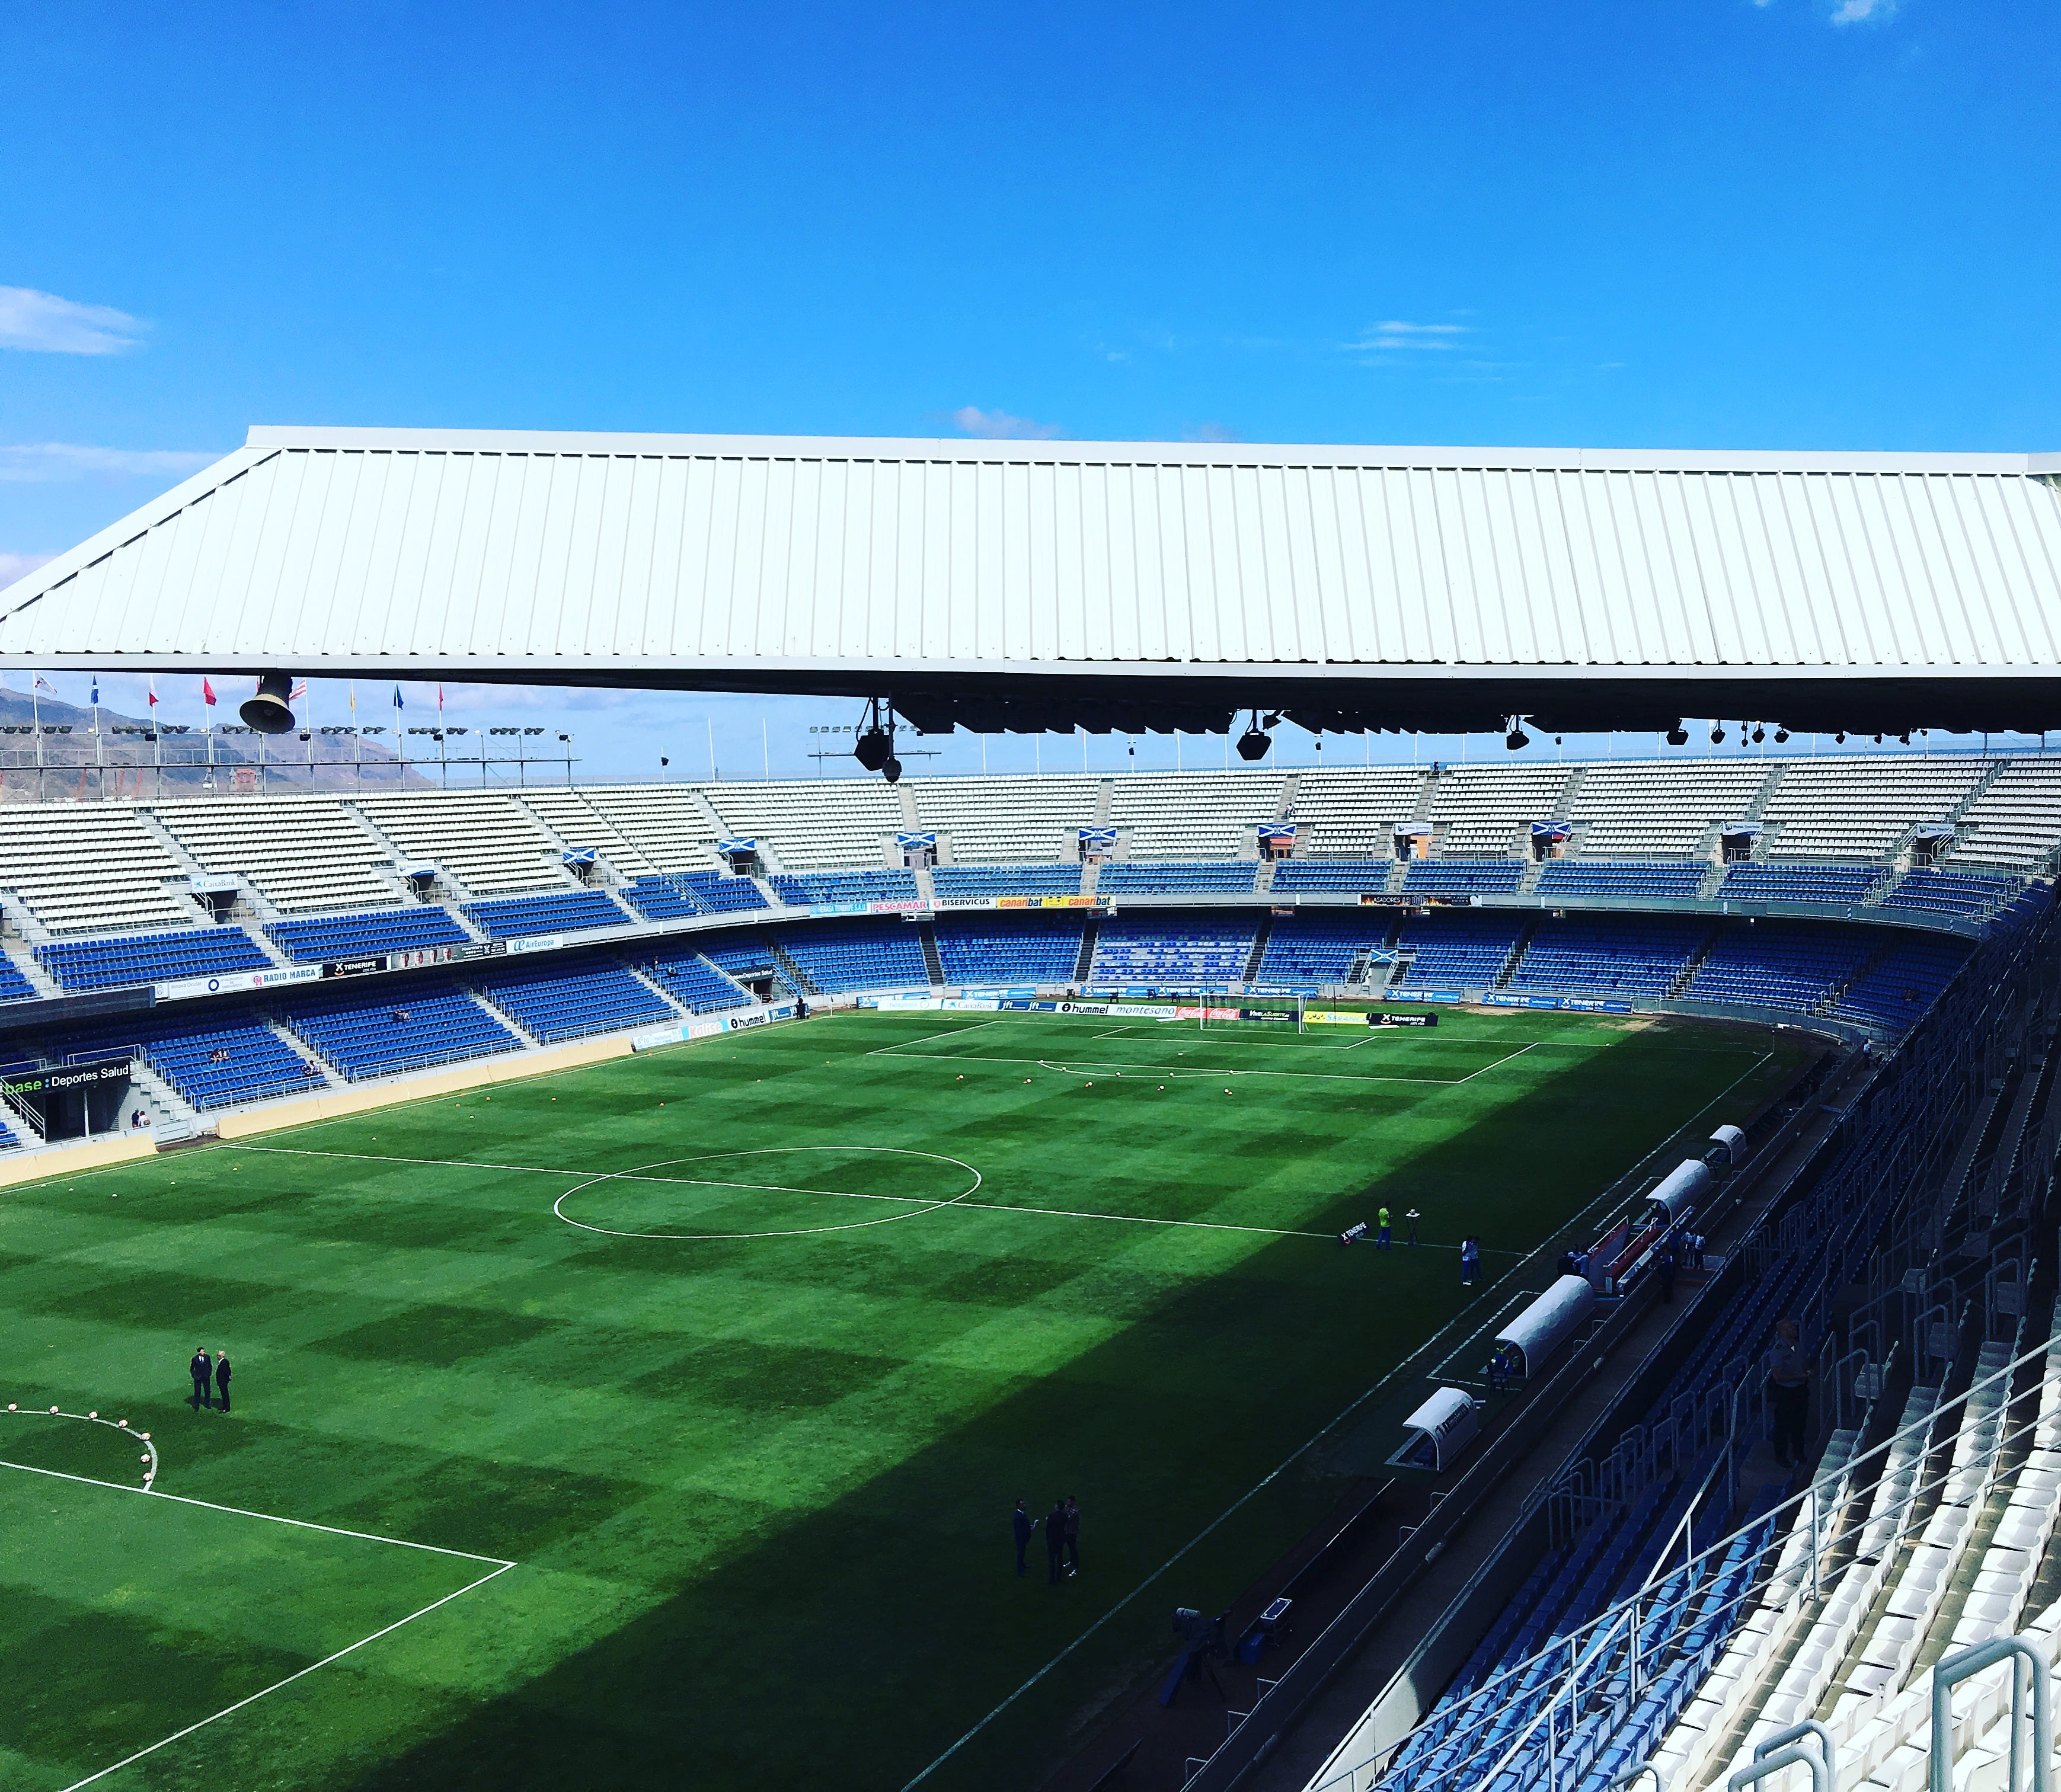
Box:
[1454,1039,1540,1084]
[54,1558,517,1792]
[863,1017,1007,1055]
[0,1458,515,1566]
[894,1242,1541,1791]
[879,1049,1465,1086]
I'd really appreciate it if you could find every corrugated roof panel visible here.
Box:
[7,429,2061,692]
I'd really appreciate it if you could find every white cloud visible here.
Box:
[0,286,146,354]
[1183,423,1243,443]
[951,405,1066,440]
[0,551,55,592]
[0,443,220,484]
[1347,319,1470,355]
[1830,0,1893,18]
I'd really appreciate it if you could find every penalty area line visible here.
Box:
[55,1558,518,1792]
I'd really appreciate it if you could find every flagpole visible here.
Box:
[30,676,44,804]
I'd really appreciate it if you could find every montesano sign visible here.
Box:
[0,1057,130,1113]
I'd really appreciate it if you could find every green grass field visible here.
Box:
[0,1006,1807,1792]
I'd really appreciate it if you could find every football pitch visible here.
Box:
[0,1006,1808,1791]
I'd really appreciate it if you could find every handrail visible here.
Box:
[1931,1636,2052,1792]
[1731,1742,1829,1792]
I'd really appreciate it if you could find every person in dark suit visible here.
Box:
[1046,1499,1068,1584]
[1657,1246,1678,1305]
[214,1351,232,1413]
[1063,1497,1081,1576]
[1012,1497,1033,1577]
[190,1349,212,1410]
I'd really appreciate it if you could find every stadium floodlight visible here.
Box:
[1504,716,1529,751]
[1835,732,1848,744]
[1235,709,1272,761]
[1710,725,1726,744]
[240,671,297,734]
[881,754,904,783]
[1665,726,1688,746]
[1751,725,1765,744]
[1773,727,1791,744]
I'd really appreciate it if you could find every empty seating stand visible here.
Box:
[1511,916,1712,999]
[1685,920,1872,1010]
[1878,868,2017,919]
[47,1007,324,1111]
[773,920,929,992]
[638,952,752,1013]
[1097,862,1256,895]
[929,864,1081,900]
[768,870,920,905]
[1087,915,1257,985]
[1391,913,1528,987]
[0,955,36,1004]
[1828,935,1970,1031]
[1536,862,1708,899]
[36,925,272,993]
[282,979,521,1079]
[1402,859,1526,897]
[1254,912,1395,986]
[267,906,472,962]
[934,914,1085,984]
[473,953,676,1043]
[1717,863,1887,905]
[622,872,766,920]
[1271,859,1393,894]
[464,889,631,939]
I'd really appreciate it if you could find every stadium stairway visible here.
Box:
[767,935,821,996]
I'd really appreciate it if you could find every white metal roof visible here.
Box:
[5,427,2060,731]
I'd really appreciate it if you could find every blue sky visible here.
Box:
[3,0,2057,779]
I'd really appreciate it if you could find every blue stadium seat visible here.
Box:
[1878,868,2018,920]
[1401,860,1527,897]
[43,1006,325,1111]
[769,870,920,906]
[1252,912,1395,986]
[1535,861,1708,899]
[638,952,752,1013]
[772,919,929,991]
[622,871,768,920]
[1087,915,1257,985]
[464,889,632,938]
[1097,862,1257,896]
[0,952,36,1004]
[930,865,1082,900]
[280,978,522,1079]
[1391,913,1528,988]
[36,925,271,994]
[1510,916,1714,999]
[1829,935,1970,1031]
[1717,863,1887,905]
[267,905,471,962]
[1270,860,1394,894]
[934,914,1085,984]
[1685,920,1873,1011]
[474,951,676,1043]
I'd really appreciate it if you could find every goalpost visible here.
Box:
[1196,994,1306,1032]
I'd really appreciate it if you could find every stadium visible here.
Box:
[2,429,2061,1792]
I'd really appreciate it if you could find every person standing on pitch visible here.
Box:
[1376,1205,1392,1250]
[1459,1235,1481,1286]
[189,1348,212,1410]
[1766,1319,1812,1469]
[1012,1497,1034,1577]
[214,1350,232,1413]
[1063,1496,1081,1576]
[1406,1208,1421,1246]
[1046,1499,1068,1584]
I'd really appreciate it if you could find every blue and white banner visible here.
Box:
[716,838,758,855]
[894,831,938,849]
[562,848,598,866]
[1078,827,1119,846]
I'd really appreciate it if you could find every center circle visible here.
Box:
[552,1146,983,1241]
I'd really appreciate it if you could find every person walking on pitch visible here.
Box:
[189,1348,212,1410]
[1046,1499,1068,1584]
[1405,1208,1420,1246]
[1012,1497,1034,1577]
[1063,1496,1081,1576]
[214,1351,232,1413]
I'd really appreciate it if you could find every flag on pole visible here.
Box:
[437,683,446,715]
[348,683,357,715]
[90,677,99,706]
[146,679,158,708]
[393,684,404,712]
[33,676,56,695]
[289,679,308,701]
[202,678,217,708]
